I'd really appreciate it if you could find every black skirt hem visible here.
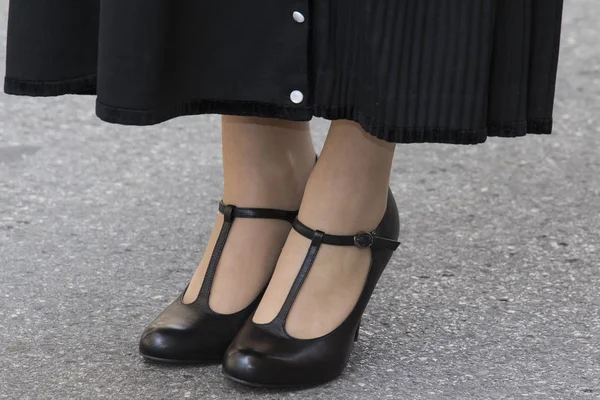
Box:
[4,75,97,96]
[4,76,553,145]
[96,98,314,126]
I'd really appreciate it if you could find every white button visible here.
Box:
[292,11,305,23]
[290,90,304,104]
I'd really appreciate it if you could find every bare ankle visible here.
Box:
[223,152,314,210]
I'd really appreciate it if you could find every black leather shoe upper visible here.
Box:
[223,188,401,387]
[140,289,261,363]
[139,201,298,364]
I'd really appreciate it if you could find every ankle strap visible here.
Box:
[218,200,298,223]
[292,219,401,250]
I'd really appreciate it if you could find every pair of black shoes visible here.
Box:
[139,188,401,388]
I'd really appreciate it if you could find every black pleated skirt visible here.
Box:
[4,0,564,145]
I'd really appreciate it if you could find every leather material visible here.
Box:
[139,288,261,363]
[218,201,297,223]
[292,218,401,250]
[139,201,299,364]
[223,188,401,387]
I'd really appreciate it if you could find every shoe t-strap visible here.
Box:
[197,201,299,301]
[271,218,400,325]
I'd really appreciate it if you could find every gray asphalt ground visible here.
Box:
[1,1,599,399]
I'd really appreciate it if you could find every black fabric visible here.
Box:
[4,0,564,145]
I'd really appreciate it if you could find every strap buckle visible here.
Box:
[353,232,374,248]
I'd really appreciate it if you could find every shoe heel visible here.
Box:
[354,321,361,342]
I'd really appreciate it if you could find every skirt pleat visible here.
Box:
[4,0,564,145]
[311,0,563,143]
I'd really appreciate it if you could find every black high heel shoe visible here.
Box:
[139,200,298,364]
[222,188,401,387]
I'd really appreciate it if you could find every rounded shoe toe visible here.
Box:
[139,327,183,362]
[222,347,278,387]
[223,344,338,388]
[139,325,223,363]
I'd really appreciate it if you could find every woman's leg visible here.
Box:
[253,119,395,338]
[182,116,315,314]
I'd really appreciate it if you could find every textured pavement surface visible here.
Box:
[1,1,599,399]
